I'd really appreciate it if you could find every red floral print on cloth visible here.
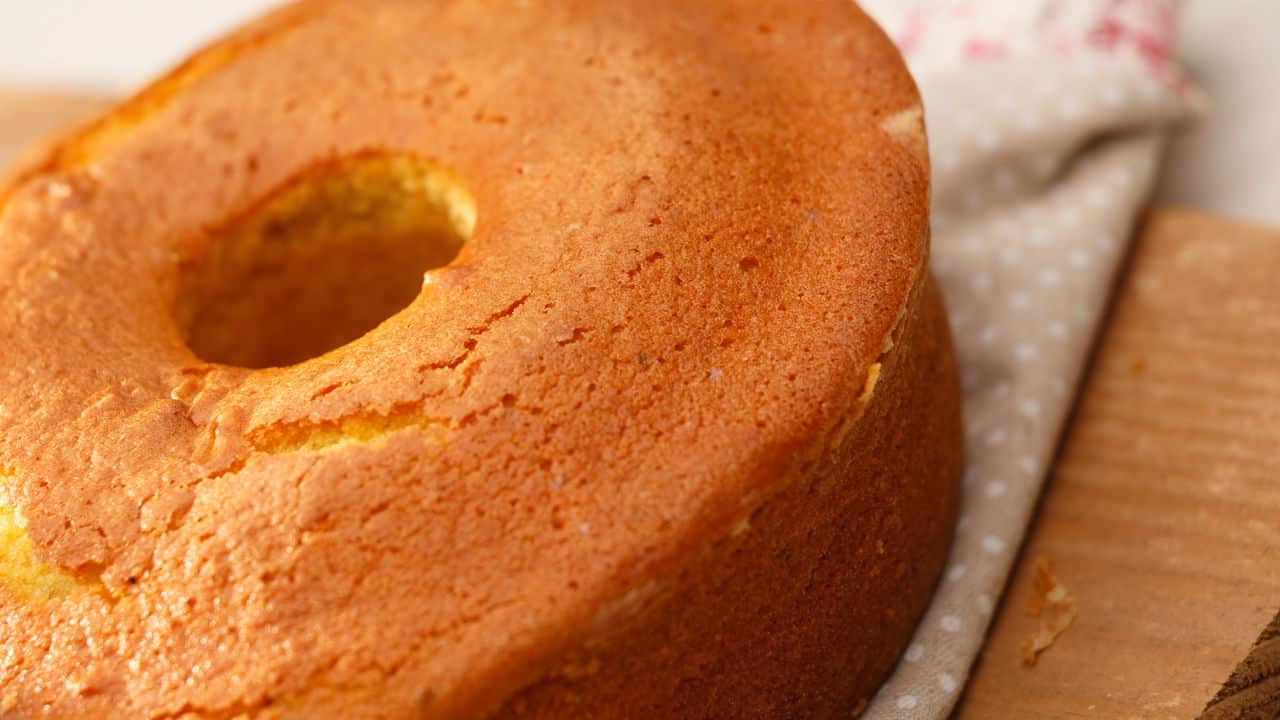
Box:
[863,0,1183,86]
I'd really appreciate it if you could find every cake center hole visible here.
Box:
[177,153,475,369]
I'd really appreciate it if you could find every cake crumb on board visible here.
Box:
[1022,557,1078,666]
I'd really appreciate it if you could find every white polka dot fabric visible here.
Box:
[854,1,1200,717]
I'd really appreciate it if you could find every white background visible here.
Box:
[0,0,284,93]
[0,0,1275,224]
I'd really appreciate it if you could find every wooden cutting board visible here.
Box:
[958,210,1280,720]
[3,91,1278,718]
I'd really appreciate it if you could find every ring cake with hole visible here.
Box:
[0,1,962,717]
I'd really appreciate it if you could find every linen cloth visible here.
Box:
[854,1,1199,716]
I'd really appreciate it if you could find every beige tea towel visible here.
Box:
[856,0,1200,715]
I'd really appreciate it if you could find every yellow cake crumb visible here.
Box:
[0,475,82,601]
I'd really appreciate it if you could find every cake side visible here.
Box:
[494,273,962,719]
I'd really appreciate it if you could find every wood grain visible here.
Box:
[1202,612,1280,720]
[958,210,1280,719]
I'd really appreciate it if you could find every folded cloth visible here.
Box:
[855,0,1200,716]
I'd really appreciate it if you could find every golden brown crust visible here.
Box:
[0,1,956,717]
[501,276,962,719]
